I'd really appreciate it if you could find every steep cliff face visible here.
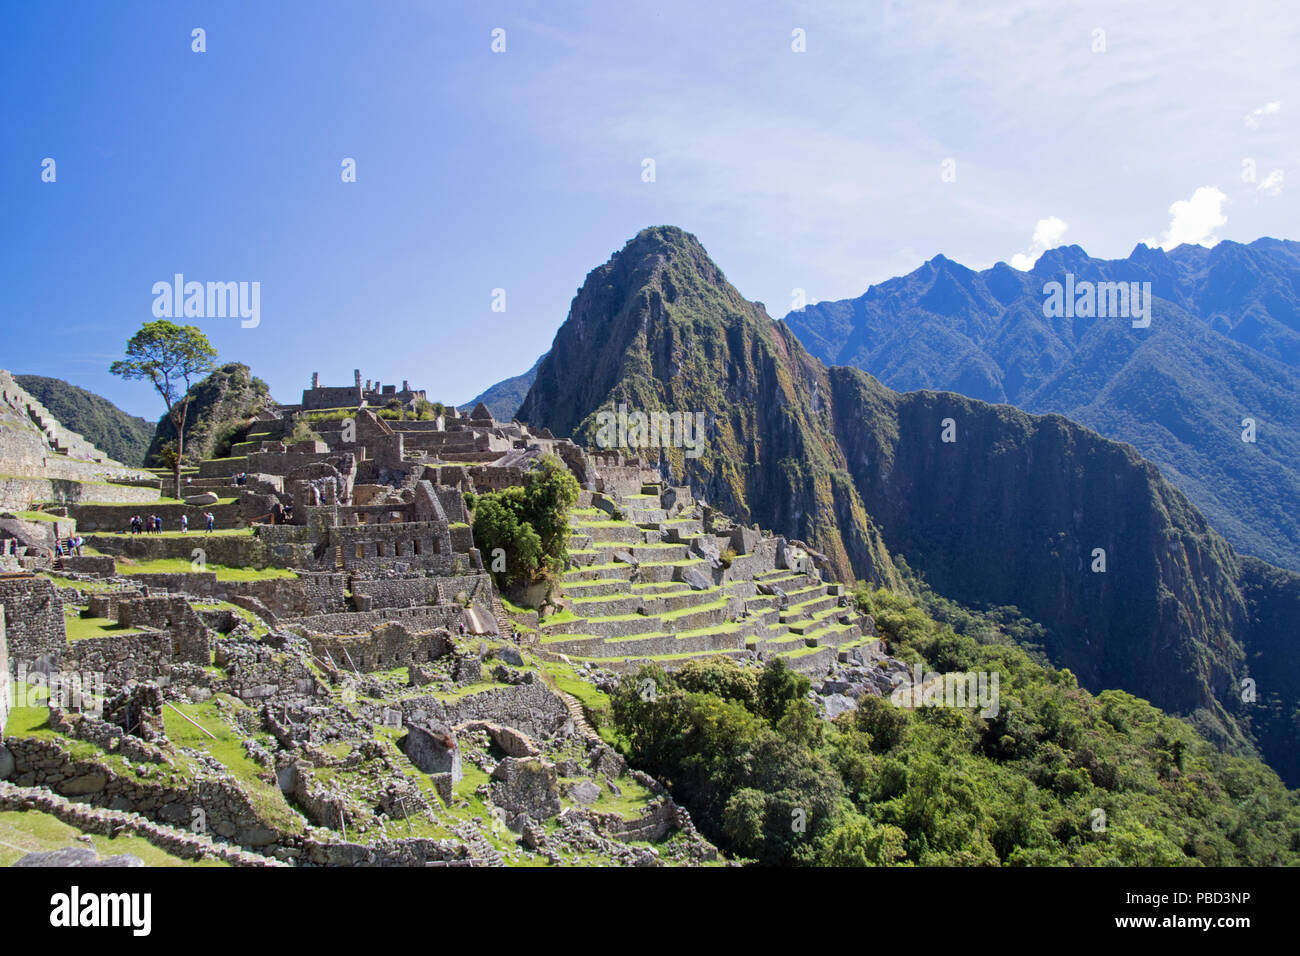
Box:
[827,368,1252,749]
[1235,557,1300,787]
[519,226,898,587]
[145,362,272,466]
[517,226,1300,781]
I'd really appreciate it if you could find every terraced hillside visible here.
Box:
[538,482,880,676]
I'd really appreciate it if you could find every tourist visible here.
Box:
[205,512,215,532]
[180,514,188,533]
[74,535,83,556]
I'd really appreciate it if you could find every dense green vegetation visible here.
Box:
[145,361,272,467]
[470,454,579,592]
[15,374,154,466]
[608,590,1300,866]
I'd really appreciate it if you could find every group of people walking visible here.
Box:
[129,514,163,534]
[55,534,85,557]
[127,511,216,534]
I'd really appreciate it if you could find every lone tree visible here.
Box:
[110,320,217,499]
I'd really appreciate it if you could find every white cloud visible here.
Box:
[1258,168,1285,196]
[1009,216,1069,270]
[1244,100,1281,128]
[1146,186,1228,250]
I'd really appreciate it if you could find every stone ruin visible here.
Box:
[0,372,724,868]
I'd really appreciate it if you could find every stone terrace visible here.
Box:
[539,481,879,676]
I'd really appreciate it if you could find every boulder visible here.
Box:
[59,770,108,796]
[590,745,627,779]
[690,536,723,568]
[15,847,143,867]
[566,780,601,805]
[680,566,712,591]
[401,721,463,782]
[184,491,220,506]
[821,694,857,720]
[728,526,761,555]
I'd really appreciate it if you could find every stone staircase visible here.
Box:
[540,490,877,675]
[0,370,145,469]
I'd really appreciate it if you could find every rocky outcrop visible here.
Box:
[145,362,273,467]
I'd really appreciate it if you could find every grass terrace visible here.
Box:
[9,510,64,523]
[0,811,228,867]
[116,557,296,580]
[163,696,304,834]
[63,607,143,641]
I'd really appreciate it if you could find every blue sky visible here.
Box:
[2,0,1297,419]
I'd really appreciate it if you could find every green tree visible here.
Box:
[521,454,580,566]
[676,657,759,710]
[470,454,578,593]
[756,657,809,723]
[110,320,217,499]
[820,817,910,866]
[472,492,543,589]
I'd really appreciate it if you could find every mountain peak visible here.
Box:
[1032,244,1091,272]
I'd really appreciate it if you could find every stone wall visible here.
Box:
[85,588,145,621]
[114,595,211,666]
[63,631,175,685]
[0,576,66,668]
[2,735,279,848]
[70,500,243,533]
[403,682,572,740]
[93,571,348,620]
[332,520,456,573]
[0,476,159,512]
[300,385,363,410]
[232,573,348,618]
[88,530,270,568]
[59,555,116,576]
[0,782,282,866]
[294,604,469,637]
[305,622,451,672]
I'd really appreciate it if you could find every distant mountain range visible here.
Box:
[517,226,1300,786]
[14,374,154,466]
[460,353,543,421]
[783,239,1300,571]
